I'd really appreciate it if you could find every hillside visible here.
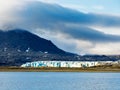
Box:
[0,29,76,66]
[0,29,119,66]
[0,29,67,54]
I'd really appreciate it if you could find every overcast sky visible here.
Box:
[0,0,120,55]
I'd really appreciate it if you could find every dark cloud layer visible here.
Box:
[58,25,120,42]
[1,1,120,43]
[14,1,120,43]
[19,1,120,27]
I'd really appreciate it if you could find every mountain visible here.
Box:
[0,29,67,54]
[0,29,119,66]
[0,29,76,66]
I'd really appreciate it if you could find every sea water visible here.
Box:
[0,72,120,90]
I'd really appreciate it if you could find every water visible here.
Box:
[0,72,120,90]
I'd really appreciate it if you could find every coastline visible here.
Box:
[0,66,120,72]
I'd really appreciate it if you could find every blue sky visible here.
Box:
[40,0,120,15]
[0,0,120,55]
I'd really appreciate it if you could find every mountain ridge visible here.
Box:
[0,29,69,54]
[0,29,119,66]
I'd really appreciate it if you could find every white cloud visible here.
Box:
[0,0,28,30]
[90,26,120,35]
[88,43,120,55]
[37,0,56,3]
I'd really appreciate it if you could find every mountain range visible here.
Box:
[0,29,119,66]
[0,29,67,54]
[0,29,76,66]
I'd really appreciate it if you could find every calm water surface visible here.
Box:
[0,72,120,90]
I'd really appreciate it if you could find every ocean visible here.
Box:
[0,72,120,90]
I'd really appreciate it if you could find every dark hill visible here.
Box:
[0,29,76,66]
[0,29,118,66]
[0,29,66,54]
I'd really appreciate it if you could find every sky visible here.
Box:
[39,0,120,15]
[0,0,120,55]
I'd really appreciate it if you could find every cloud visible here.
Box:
[19,1,120,28]
[92,5,104,10]
[58,25,120,42]
[88,43,120,55]
[0,0,120,54]
[37,0,57,3]
[1,1,120,28]
[15,1,120,42]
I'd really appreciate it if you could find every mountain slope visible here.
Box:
[0,29,66,54]
[0,29,119,66]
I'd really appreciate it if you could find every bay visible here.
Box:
[0,72,120,90]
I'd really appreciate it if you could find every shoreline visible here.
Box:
[0,67,120,72]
